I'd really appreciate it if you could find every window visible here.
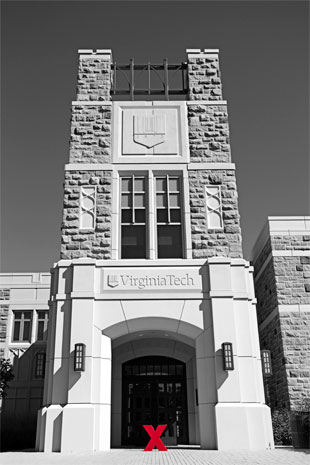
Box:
[36,311,49,341]
[205,185,223,229]
[156,175,182,258]
[80,186,96,229]
[12,311,32,342]
[34,352,46,378]
[120,173,184,259]
[261,350,272,376]
[121,176,147,258]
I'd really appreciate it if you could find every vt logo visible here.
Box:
[107,275,119,288]
[133,113,166,149]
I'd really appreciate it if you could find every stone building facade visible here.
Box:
[251,217,310,416]
[0,273,51,449]
[1,48,277,452]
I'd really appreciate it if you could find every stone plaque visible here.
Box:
[122,108,178,155]
[102,268,202,292]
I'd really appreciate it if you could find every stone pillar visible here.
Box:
[37,261,112,452]
[187,49,222,100]
[195,299,218,449]
[76,49,112,101]
[207,257,274,450]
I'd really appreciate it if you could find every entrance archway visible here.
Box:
[122,356,188,446]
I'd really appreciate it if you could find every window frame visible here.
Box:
[120,174,148,259]
[36,310,49,341]
[12,310,33,343]
[34,352,46,379]
[114,167,191,260]
[155,174,184,259]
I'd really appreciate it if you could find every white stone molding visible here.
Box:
[187,163,235,170]
[186,100,227,106]
[272,250,310,257]
[72,101,112,106]
[65,163,113,171]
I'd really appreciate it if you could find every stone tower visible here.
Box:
[36,49,273,452]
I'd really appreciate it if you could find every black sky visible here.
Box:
[1,0,309,271]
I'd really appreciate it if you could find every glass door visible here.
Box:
[122,356,188,446]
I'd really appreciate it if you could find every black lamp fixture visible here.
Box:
[74,343,86,372]
[261,350,272,376]
[222,342,234,370]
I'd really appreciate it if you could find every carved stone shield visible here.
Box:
[133,114,166,149]
[107,275,119,288]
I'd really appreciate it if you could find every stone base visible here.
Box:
[36,404,111,452]
[215,403,274,450]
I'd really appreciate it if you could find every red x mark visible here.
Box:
[143,424,167,451]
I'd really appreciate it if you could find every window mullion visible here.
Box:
[166,174,170,224]
[132,175,135,224]
[20,313,24,341]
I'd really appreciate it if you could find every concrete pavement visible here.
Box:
[0,447,309,465]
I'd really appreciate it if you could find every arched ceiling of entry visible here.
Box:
[102,316,203,346]
[113,335,195,365]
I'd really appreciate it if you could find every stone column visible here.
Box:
[208,257,274,450]
[76,49,112,101]
[195,299,218,449]
[60,262,112,452]
[187,49,222,100]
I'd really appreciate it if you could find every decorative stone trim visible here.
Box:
[65,164,114,171]
[187,163,235,170]
[186,100,227,106]
[72,101,112,106]
[186,49,219,54]
[272,250,310,256]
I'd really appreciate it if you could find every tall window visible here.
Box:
[120,173,184,259]
[121,176,147,258]
[12,311,32,342]
[34,352,46,379]
[156,175,183,258]
[36,311,49,341]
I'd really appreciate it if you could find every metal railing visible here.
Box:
[111,60,188,100]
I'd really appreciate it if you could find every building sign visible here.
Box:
[102,268,202,292]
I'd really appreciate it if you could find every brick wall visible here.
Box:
[188,169,242,258]
[69,105,111,164]
[0,289,10,358]
[187,104,231,163]
[61,170,112,260]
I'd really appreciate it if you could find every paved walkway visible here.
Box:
[1,447,309,465]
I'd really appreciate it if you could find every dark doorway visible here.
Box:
[122,355,188,446]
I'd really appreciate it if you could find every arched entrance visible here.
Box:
[122,356,189,446]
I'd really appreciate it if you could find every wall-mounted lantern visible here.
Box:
[222,342,234,370]
[261,350,272,376]
[74,343,86,372]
